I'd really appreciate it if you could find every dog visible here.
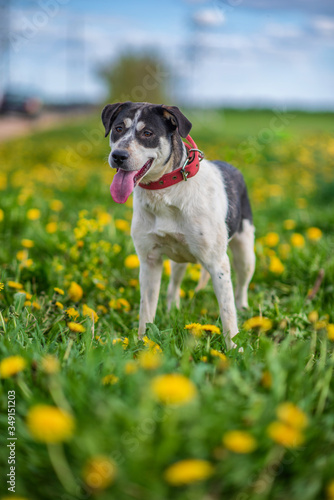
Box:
[102,101,255,350]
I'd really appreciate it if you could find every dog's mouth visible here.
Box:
[110,159,154,204]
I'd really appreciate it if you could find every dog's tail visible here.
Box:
[195,268,210,293]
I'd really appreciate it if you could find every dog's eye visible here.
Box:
[115,126,123,133]
[143,130,152,137]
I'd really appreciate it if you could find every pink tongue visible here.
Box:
[110,169,137,204]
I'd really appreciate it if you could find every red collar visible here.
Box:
[139,135,203,190]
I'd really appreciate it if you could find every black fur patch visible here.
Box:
[212,161,253,238]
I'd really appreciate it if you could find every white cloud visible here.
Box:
[313,16,334,36]
[192,8,225,27]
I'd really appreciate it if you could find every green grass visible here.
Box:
[0,109,334,500]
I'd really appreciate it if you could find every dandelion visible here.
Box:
[97,305,108,314]
[308,310,319,323]
[223,430,257,453]
[129,279,139,287]
[102,374,119,385]
[151,373,197,405]
[0,355,26,378]
[290,233,305,248]
[278,243,290,260]
[113,243,121,254]
[54,287,65,295]
[68,281,83,302]
[82,456,117,490]
[267,421,304,448]
[68,322,85,333]
[112,337,129,349]
[7,281,23,290]
[46,222,58,234]
[283,219,296,230]
[55,301,63,309]
[243,316,272,332]
[265,232,280,247]
[327,324,334,341]
[184,323,203,337]
[124,254,140,269]
[21,239,34,248]
[142,336,162,353]
[269,256,285,274]
[66,307,79,320]
[41,355,60,374]
[50,199,64,211]
[306,227,322,241]
[163,260,171,276]
[164,459,214,485]
[261,370,272,388]
[83,304,99,323]
[115,219,130,232]
[32,301,40,310]
[276,402,308,430]
[26,405,75,443]
[125,360,138,374]
[138,350,162,370]
[327,480,334,500]
[27,208,41,221]
[0,282,4,291]
[0,208,4,222]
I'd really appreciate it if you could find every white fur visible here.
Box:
[131,155,255,350]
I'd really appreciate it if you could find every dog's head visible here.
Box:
[101,101,192,203]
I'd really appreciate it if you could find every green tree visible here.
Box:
[100,52,170,104]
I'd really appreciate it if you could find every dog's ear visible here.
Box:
[101,102,131,137]
[161,105,192,138]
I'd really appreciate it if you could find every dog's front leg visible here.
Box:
[138,255,163,339]
[206,254,238,350]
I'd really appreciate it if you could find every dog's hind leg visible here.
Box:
[195,267,210,293]
[205,254,239,350]
[167,262,187,310]
[138,256,163,339]
[229,219,255,309]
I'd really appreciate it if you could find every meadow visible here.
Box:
[0,108,334,500]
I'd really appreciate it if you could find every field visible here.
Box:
[0,108,334,500]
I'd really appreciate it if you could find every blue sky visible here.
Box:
[1,0,334,108]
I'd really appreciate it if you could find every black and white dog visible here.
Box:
[102,101,255,350]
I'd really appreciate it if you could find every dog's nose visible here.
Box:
[112,150,129,165]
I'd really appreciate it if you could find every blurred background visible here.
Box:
[0,0,333,128]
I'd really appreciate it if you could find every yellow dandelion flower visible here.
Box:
[97,211,112,226]
[0,355,26,378]
[265,232,280,247]
[112,337,129,349]
[267,421,304,448]
[201,356,208,362]
[83,304,99,323]
[283,219,296,230]
[142,336,162,353]
[261,370,272,388]
[55,301,63,310]
[26,405,75,443]
[41,355,60,374]
[82,456,117,490]
[95,282,105,290]
[0,282,4,291]
[97,305,108,314]
[46,222,58,234]
[327,480,334,500]
[50,199,64,211]
[24,301,31,306]
[306,227,322,241]
[243,316,272,332]
[125,360,138,374]
[327,324,334,341]
[0,208,4,222]
[278,243,290,260]
[17,250,28,261]
[184,323,203,337]
[124,254,140,269]
[7,281,23,290]
[308,310,319,323]
[163,260,171,276]
[164,459,214,486]
[290,233,305,248]
[68,322,85,333]
[129,278,139,287]
[1,496,28,500]
[315,320,327,330]
[138,350,162,370]
[68,281,83,302]
[21,239,34,248]
[54,287,65,295]
[66,307,79,320]
[113,243,121,254]
[27,208,41,221]
[269,255,285,274]
[276,402,308,430]
[223,430,257,453]
[32,301,40,310]
[24,292,32,300]
[151,373,197,405]
[210,349,228,362]
[102,374,119,385]
[115,219,130,232]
